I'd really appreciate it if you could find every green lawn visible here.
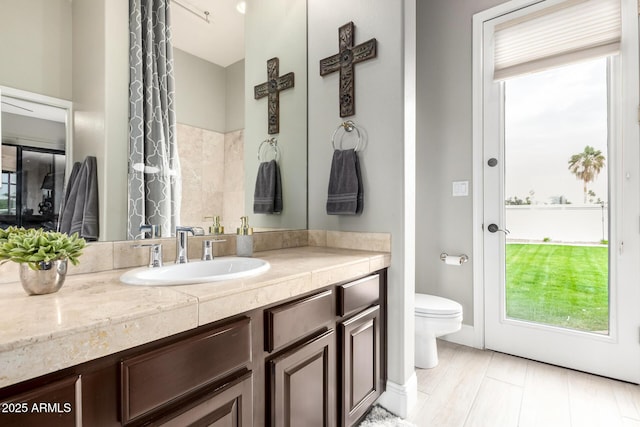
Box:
[506,243,609,333]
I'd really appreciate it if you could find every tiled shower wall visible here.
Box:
[177,123,245,233]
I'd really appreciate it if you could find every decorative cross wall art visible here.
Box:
[254,57,295,135]
[319,21,377,117]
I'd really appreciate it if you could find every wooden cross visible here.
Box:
[319,22,377,117]
[254,57,295,134]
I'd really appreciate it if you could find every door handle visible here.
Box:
[487,224,510,234]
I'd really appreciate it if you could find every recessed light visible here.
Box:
[236,1,246,14]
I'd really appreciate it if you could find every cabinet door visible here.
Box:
[267,329,336,427]
[339,305,381,427]
[158,372,252,427]
[0,375,81,427]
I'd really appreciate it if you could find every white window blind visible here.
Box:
[493,0,621,80]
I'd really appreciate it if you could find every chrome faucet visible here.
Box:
[134,243,163,268]
[175,226,205,264]
[201,239,227,261]
[140,224,160,239]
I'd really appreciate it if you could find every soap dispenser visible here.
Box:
[205,215,224,235]
[236,216,254,257]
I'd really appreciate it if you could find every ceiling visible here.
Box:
[171,0,245,67]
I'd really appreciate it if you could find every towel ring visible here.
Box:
[257,137,280,162]
[331,120,362,152]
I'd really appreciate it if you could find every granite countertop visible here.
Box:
[0,246,390,388]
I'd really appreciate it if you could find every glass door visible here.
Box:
[0,144,65,231]
[503,59,610,336]
[480,0,640,383]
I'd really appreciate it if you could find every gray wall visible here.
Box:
[72,0,129,241]
[226,60,245,132]
[173,51,245,133]
[308,0,414,389]
[415,0,507,326]
[245,0,307,231]
[0,0,72,100]
[174,48,228,133]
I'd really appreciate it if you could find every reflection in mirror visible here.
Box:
[171,0,308,235]
[170,0,247,234]
[0,90,71,232]
[0,0,307,241]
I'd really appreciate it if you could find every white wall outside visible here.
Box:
[506,205,608,243]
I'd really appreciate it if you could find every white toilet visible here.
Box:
[415,293,463,369]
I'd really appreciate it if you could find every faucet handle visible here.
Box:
[140,224,160,239]
[134,243,163,268]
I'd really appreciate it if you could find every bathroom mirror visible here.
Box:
[0,0,307,240]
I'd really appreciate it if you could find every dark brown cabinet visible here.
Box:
[155,372,253,427]
[339,306,382,427]
[267,330,336,427]
[120,317,252,424]
[336,274,385,427]
[265,289,334,353]
[0,375,81,427]
[0,270,387,427]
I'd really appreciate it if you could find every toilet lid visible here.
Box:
[415,293,463,317]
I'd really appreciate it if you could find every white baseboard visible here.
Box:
[440,324,479,348]
[375,372,418,419]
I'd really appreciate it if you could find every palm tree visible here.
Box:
[568,146,606,204]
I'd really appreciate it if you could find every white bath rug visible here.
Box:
[357,405,417,427]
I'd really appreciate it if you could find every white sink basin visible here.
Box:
[120,257,270,286]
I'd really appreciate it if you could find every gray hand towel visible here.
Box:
[59,156,99,240]
[326,149,363,215]
[253,160,283,214]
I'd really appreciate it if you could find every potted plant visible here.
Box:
[0,227,86,295]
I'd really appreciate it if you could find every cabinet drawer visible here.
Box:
[121,317,251,424]
[337,275,380,317]
[265,289,334,352]
[0,375,81,427]
[157,371,253,427]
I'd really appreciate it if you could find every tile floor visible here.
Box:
[407,340,640,427]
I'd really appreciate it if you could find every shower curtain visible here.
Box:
[128,0,181,239]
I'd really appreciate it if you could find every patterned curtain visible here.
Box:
[128,0,181,239]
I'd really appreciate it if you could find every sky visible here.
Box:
[504,57,609,205]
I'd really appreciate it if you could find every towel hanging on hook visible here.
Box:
[254,138,282,214]
[327,121,364,215]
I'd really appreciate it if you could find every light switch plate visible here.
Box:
[452,181,469,197]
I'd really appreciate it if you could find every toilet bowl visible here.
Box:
[415,293,463,369]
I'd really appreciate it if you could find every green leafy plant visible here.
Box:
[0,227,86,270]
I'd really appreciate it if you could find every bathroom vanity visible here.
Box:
[0,246,389,426]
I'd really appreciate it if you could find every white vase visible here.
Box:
[19,259,68,296]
